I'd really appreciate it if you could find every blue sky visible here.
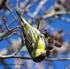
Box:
[0,0,70,69]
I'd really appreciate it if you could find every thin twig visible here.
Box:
[0,57,70,61]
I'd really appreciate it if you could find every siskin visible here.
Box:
[16,10,46,62]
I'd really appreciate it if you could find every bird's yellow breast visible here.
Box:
[33,37,45,57]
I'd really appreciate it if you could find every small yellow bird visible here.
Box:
[16,10,46,62]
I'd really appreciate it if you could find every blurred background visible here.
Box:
[0,0,70,69]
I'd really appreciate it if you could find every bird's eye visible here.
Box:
[57,1,62,5]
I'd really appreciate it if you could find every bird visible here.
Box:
[16,10,47,62]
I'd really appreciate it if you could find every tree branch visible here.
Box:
[0,57,70,61]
